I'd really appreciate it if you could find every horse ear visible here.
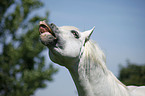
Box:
[83,26,95,41]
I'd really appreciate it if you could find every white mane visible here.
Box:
[83,40,107,72]
[83,40,127,87]
[75,40,131,96]
[78,40,145,96]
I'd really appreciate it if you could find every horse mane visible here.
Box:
[83,40,127,88]
[83,40,107,70]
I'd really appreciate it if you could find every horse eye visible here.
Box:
[71,30,80,39]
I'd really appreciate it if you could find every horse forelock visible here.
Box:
[60,26,80,31]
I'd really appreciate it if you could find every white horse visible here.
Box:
[39,20,145,96]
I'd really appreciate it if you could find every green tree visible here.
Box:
[0,0,58,96]
[119,60,145,86]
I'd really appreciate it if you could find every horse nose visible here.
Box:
[50,23,58,31]
[50,23,56,28]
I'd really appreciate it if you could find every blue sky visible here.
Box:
[35,0,145,96]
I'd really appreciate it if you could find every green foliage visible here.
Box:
[119,60,145,86]
[0,0,58,96]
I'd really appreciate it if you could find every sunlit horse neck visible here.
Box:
[39,21,145,96]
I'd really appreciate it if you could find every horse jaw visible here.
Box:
[48,26,84,67]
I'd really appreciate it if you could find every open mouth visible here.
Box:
[39,21,56,37]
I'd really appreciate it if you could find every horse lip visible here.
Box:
[39,21,56,37]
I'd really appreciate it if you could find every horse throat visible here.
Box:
[68,55,109,96]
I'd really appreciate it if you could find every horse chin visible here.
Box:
[40,32,57,47]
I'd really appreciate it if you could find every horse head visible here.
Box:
[39,20,95,68]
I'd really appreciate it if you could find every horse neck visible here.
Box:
[68,41,129,96]
[68,55,109,96]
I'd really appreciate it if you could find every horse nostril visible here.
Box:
[50,23,56,28]
[50,23,54,26]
